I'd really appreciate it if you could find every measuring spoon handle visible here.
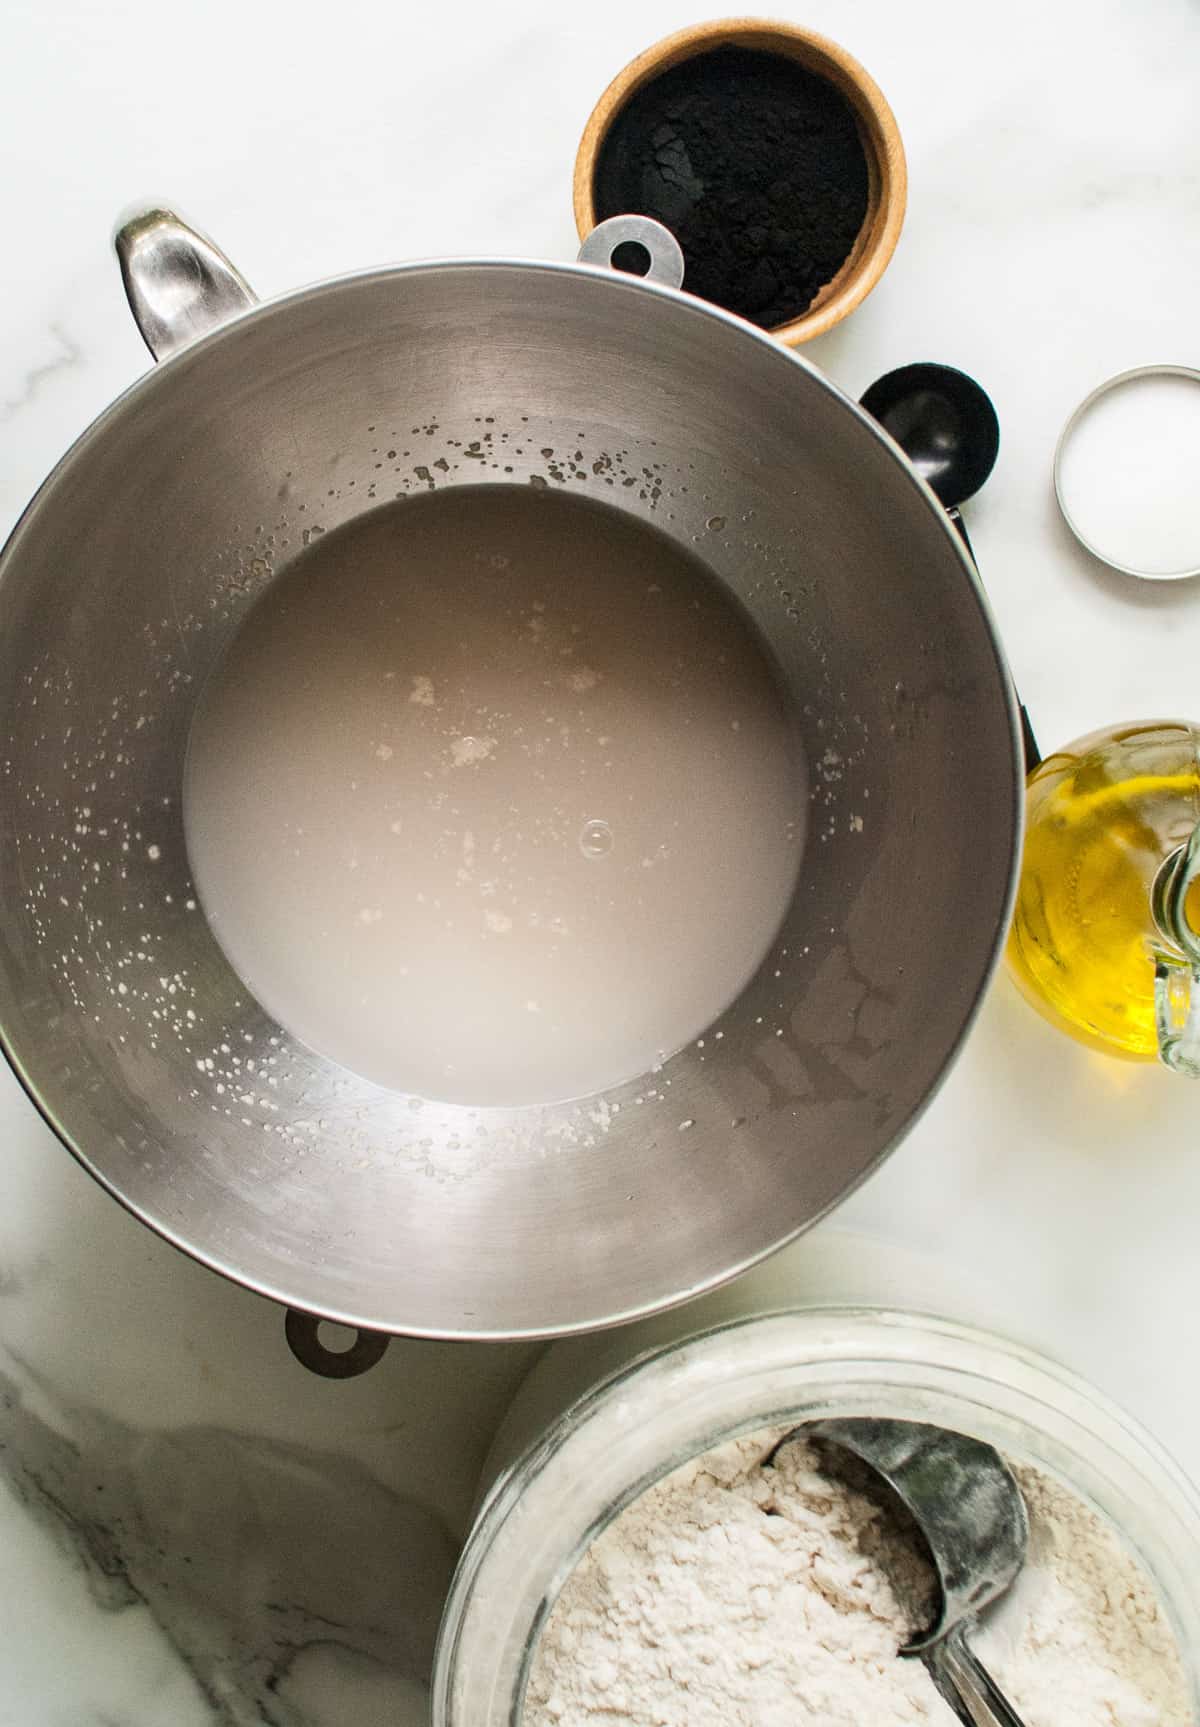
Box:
[947,506,1041,773]
[924,1622,1030,1727]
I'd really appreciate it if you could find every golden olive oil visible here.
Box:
[1007,721,1200,1059]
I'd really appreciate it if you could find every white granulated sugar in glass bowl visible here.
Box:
[523,1430,1188,1727]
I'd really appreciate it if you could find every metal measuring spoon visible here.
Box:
[802,1417,1031,1727]
[860,362,1040,772]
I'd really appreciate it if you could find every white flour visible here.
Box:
[524,1431,1191,1727]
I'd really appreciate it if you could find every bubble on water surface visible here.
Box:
[579,819,613,859]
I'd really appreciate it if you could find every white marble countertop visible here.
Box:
[3,1,1200,1721]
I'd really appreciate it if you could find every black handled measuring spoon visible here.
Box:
[861,362,1040,772]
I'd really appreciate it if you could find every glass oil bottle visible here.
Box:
[1007,719,1200,1073]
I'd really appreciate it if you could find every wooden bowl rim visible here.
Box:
[572,17,907,345]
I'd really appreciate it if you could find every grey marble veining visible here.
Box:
[0,324,83,426]
[1,1351,452,1725]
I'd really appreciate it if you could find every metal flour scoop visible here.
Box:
[804,1418,1031,1727]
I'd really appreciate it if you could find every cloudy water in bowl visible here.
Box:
[183,486,805,1106]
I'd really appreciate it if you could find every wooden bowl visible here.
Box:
[573,18,907,345]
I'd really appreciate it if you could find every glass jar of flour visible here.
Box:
[432,1299,1200,1726]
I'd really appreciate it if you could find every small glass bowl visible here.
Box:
[432,1306,1200,1725]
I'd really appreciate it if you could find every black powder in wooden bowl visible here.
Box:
[592,46,871,329]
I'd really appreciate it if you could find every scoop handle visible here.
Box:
[924,1623,1029,1727]
[947,505,1041,773]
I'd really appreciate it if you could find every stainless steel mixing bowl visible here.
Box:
[0,210,1021,1355]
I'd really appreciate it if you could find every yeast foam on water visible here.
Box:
[184,486,805,1106]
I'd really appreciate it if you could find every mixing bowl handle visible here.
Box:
[284,1308,391,1379]
[577,215,685,290]
[114,207,258,362]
